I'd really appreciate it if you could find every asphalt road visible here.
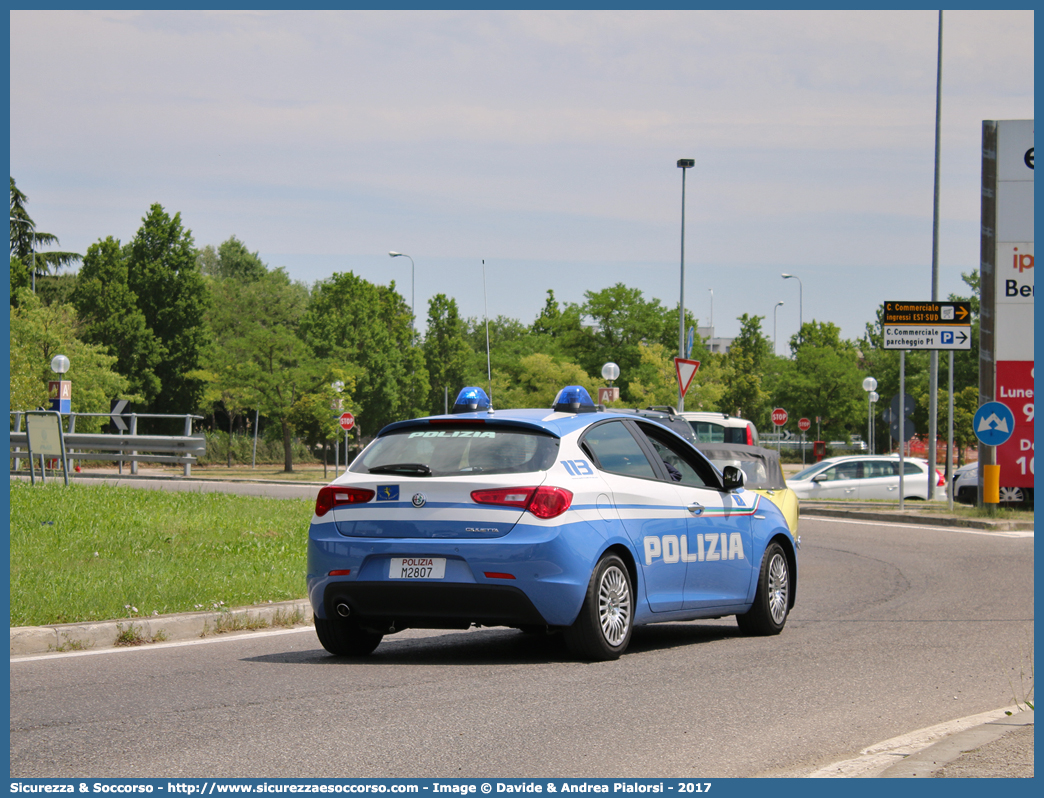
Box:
[9,515,1033,779]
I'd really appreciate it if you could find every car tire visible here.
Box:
[736,542,790,636]
[314,615,383,656]
[999,487,1026,505]
[563,554,633,661]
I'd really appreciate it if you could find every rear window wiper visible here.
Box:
[366,463,433,476]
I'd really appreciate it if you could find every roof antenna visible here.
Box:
[483,259,493,411]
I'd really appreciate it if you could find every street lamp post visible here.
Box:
[708,288,714,351]
[388,252,415,339]
[10,216,37,293]
[773,301,784,356]
[677,158,695,411]
[781,273,803,341]
[862,377,878,454]
[869,390,879,454]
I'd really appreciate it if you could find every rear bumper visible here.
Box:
[320,581,548,632]
[307,517,610,627]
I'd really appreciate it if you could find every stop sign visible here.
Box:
[798,417,811,432]
[771,408,788,427]
[339,412,355,431]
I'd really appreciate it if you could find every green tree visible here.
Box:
[34,274,79,308]
[733,313,772,373]
[922,385,979,466]
[625,342,683,409]
[775,321,864,441]
[9,255,30,298]
[718,314,772,424]
[680,351,726,412]
[531,289,564,337]
[944,271,981,395]
[289,379,359,477]
[198,236,268,281]
[125,204,209,420]
[464,314,566,400]
[859,308,935,447]
[206,267,338,471]
[423,294,473,415]
[9,289,129,430]
[529,289,589,346]
[73,236,163,406]
[301,272,428,435]
[491,353,599,410]
[569,284,666,391]
[9,177,81,278]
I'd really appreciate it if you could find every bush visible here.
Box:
[197,431,319,466]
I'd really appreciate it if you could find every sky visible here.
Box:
[8,9,1035,356]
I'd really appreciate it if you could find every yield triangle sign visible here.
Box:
[674,357,701,398]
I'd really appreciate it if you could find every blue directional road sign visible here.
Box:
[973,401,1016,447]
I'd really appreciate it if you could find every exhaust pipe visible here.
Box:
[334,601,351,618]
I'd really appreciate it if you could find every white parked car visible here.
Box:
[788,455,945,501]
[951,462,1033,507]
[679,411,760,446]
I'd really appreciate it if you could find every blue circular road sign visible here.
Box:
[973,401,1016,447]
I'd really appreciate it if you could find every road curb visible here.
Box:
[10,599,313,657]
[877,709,1034,777]
[800,505,1034,531]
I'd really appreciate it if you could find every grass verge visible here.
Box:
[10,481,313,627]
[202,606,307,636]
[114,622,169,647]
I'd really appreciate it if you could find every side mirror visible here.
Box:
[812,474,828,483]
[722,465,745,491]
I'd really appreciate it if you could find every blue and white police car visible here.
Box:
[307,386,798,661]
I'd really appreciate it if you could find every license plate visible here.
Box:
[389,557,446,579]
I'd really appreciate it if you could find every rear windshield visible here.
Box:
[689,421,749,444]
[352,425,559,477]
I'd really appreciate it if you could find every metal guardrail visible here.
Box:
[10,412,205,477]
[760,437,869,452]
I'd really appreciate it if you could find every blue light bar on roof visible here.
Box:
[451,386,491,414]
[552,385,597,414]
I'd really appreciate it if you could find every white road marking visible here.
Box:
[804,705,1022,778]
[10,625,319,663]
[802,515,1033,538]
[10,625,474,664]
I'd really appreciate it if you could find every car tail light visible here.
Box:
[471,486,574,519]
[936,469,945,487]
[527,486,574,519]
[471,487,534,508]
[746,424,755,446]
[315,485,376,516]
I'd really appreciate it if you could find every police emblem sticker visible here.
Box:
[376,485,400,502]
